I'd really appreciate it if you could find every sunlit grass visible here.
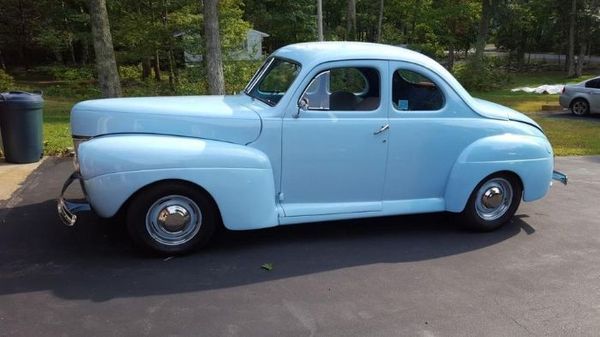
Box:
[42,99,73,155]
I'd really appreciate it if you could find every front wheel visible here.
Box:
[459,174,522,232]
[126,181,217,255]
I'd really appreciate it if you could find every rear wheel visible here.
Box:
[126,181,217,255]
[571,99,590,116]
[459,173,522,232]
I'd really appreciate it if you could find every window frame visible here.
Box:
[244,56,302,107]
[298,66,381,112]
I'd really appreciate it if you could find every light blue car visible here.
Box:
[58,42,567,254]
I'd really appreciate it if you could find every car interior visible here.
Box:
[392,70,444,111]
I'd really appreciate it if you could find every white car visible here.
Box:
[559,76,600,115]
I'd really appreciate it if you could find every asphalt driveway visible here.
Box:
[0,156,598,336]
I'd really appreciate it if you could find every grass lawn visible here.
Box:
[13,70,600,157]
[43,98,74,155]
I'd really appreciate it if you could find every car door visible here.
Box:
[384,61,502,207]
[585,78,600,112]
[280,60,389,217]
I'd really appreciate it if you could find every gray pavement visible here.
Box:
[0,156,598,337]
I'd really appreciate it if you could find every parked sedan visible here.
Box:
[559,76,600,115]
[58,42,567,254]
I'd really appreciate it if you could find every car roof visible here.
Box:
[271,42,490,117]
[271,41,442,71]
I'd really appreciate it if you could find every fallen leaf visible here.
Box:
[261,263,273,271]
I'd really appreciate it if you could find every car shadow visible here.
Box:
[542,111,600,122]
[0,197,532,302]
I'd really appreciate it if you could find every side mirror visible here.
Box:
[294,98,309,118]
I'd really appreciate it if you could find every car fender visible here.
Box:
[77,134,278,230]
[444,134,553,212]
[570,93,591,106]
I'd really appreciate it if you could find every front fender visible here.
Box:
[78,134,278,230]
[445,134,553,212]
[78,134,271,179]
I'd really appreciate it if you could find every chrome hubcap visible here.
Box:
[146,195,202,246]
[573,101,587,115]
[475,178,513,221]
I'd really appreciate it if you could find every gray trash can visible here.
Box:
[0,91,44,163]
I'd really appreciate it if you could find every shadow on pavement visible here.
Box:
[0,196,530,302]
[542,111,600,122]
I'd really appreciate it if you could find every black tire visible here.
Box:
[570,98,590,116]
[459,173,522,232]
[126,181,217,255]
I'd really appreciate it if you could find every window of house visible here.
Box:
[300,67,380,111]
[392,69,444,111]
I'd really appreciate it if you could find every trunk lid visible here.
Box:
[472,98,542,131]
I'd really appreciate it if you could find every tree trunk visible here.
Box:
[203,0,225,95]
[142,58,152,80]
[88,0,122,97]
[567,0,576,77]
[447,44,455,71]
[68,37,77,65]
[167,49,176,90]
[153,50,161,81]
[376,0,384,43]
[576,42,586,77]
[346,0,356,41]
[0,49,5,70]
[317,0,324,41]
[474,0,492,62]
[81,36,90,65]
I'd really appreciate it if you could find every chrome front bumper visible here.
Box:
[552,170,568,185]
[57,172,91,226]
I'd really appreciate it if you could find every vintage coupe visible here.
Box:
[59,42,567,254]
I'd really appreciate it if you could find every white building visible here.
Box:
[182,29,269,65]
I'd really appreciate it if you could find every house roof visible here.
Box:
[248,29,269,38]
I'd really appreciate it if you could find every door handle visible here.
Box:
[374,124,389,135]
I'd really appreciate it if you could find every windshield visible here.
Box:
[245,57,301,106]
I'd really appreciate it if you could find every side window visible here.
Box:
[585,79,600,89]
[300,67,380,111]
[392,69,444,111]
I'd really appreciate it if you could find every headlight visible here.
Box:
[72,136,91,171]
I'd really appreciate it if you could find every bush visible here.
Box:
[175,67,208,95]
[223,60,263,94]
[33,65,95,82]
[119,65,143,82]
[0,69,15,92]
[453,57,512,92]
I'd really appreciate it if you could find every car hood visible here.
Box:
[70,94,262,144]
[472,98,542,131]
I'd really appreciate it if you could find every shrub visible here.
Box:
[119,65,143,82]
[453,57,512,92]
[223,60,263,94]
[0,69,15,92]
[48,66,94,82]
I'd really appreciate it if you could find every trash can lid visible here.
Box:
[0,91,43,103]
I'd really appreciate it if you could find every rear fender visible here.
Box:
[445,134,553,212]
